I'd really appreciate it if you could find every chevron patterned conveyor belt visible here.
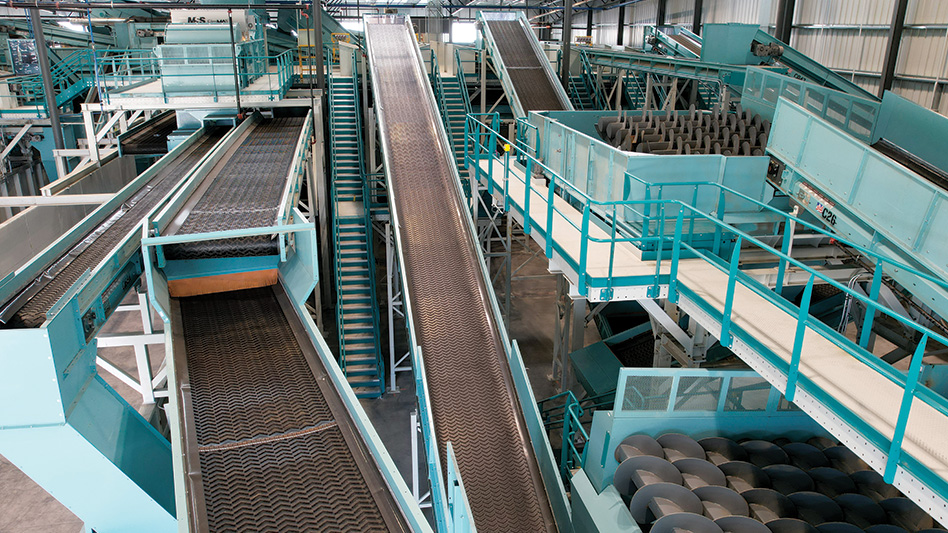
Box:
[670,33,702,55]
[611,433,944,533]
[176,286,410,532]
[1,130,226,329]
[365,20,557,532]
[163,117,305,261]
[120,112,179,155]
[485,19,570,113]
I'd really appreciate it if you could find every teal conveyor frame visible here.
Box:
[767,97,948,319]
[0,125,223,532]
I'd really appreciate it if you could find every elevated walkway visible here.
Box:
[466,115,948,525]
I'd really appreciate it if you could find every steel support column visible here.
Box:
[879,0,909,97]
[586,9,593,37]
[656,0,667,27]
[312,0,327,91]
[28,8,64,152]
[774,0,795,45]
[560,0,573,86]
[693,0,703,35]
[617,4,626,46]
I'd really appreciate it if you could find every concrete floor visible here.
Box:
[0,227,593,532]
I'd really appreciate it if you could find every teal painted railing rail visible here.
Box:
[465,112,948,500]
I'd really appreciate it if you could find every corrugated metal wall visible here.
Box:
[575,0,948,115]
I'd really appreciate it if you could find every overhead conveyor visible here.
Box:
[364,14,566,532]
[477,12,573,118]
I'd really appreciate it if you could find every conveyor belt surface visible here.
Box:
[365,19,557,532]
[177,286,409,532]
[121,112,178,155]
[164,117,305,260]
[485,19,569,113]
[2,130,225,328]
[670,33,702,55]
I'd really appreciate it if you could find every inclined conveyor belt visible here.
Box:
[485,19,569,113]
[670,33,702,55]
[365,18,557,532]
[0,129,226,328]
[174,286,411,532]
[164,116,305,260]
[121,112,178,155]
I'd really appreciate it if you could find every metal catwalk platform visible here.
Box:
[478,12,572,117]
[365,15,557,532]
[0,129,225,328]
[172,285,411,532]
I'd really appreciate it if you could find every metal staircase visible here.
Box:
[329,62,385,398]
[438,76,469,168]
[568,75,595,110]
[15,49,94,109]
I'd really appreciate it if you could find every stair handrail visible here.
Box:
[352,48,385,395]
[454,47,474,117]
[580,49,607,110]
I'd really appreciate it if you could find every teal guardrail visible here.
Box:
[466,112,948,518]
[101,48,294,101]
[741,67,880,141]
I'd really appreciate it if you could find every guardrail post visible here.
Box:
[775,219,793,296]
[860,258,883,349]
[670,208,684,304]
[560,399,572,480]
[650,204,666,298]
[719,235,742,348]
[885,333,928,483]
[579,203,591,295]
[786,274,815,402]
[712,188,726,256]
[546,179,556,258]
[524,159,533,235]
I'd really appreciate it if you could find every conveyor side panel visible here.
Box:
[365,20,556,532]
[4,131,225,328]
[178,286,410,532]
